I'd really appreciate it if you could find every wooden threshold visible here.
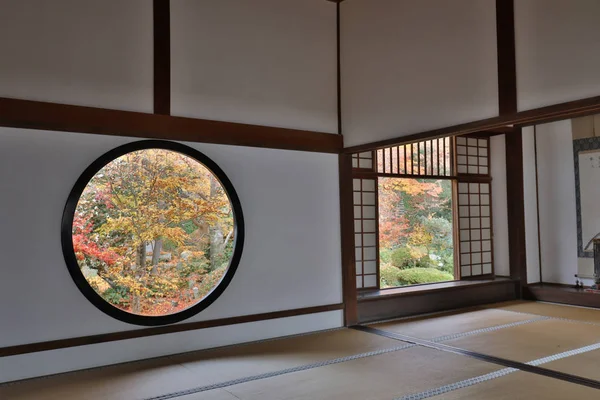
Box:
[0,97,343,153]
[0,303,343,357]
[526,283,600,309]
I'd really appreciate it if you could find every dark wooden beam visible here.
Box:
[336,0,342,135]
[0,97,343,153]
[153,0,171,115]
[484,126,515,134]
[505,129,527,290]
[339,153,358,325]
[0,303,344,357]
[496,0,517,115]
[344,96,600,153]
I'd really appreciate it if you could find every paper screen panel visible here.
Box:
[456,137,489,175]
[458,182,493,277]
[352,151,374,170]
[353,177,378,289]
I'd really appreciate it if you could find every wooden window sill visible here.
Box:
[358,277,515,302]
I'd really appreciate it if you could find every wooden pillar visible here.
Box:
[505,129,527,290]
[153,0,171,115]
[339,154,358,325]
[496,0,527,290]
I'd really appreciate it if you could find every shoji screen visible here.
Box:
[353,178,378,289]
[352,152,374,170]
[456,137,489,175]
[456,136,494,278]
[458,182,493,277]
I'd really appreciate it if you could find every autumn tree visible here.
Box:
[378,177,453,272]
[73,149,234,315]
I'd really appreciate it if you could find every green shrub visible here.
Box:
[380,263,400,288]
[103,286,128,306]
[391,246,437,269]
[396,268,453,286]
[379,248,393,264]
[438,253,455,273]
[390,247,412,269]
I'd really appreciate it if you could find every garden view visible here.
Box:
[73,149,235,316]
[379,177,454,288]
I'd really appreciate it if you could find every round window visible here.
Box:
[61,140,244,326]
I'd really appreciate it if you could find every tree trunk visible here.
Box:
[209,227,223,270]
[131,294,141,314]
[208,176,223,270]
[133,242,146,314]
[137,242,147,270]
[151,238,163,273]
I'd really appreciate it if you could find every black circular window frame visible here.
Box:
[61,140,245,326]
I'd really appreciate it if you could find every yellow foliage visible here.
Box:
[75,148,235,315]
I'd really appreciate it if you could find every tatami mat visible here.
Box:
[4,301,600,400]
[444,318,600,362]
[542,347,600,381]
[223,346,500,400]
[491,300,600,323]
[0,359,198,400]
[0,329,405,400]
[176,389,240,400]
[425,371,599,400]
[176,328,404,382]
[370,308,536,339]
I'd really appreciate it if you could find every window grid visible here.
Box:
[457,182,493,277]
[456,137,489,175]
[353,177,378,289]
[352,151,374,171]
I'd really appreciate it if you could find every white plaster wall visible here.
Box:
[490,135,510,277]
[341,0,499,147]
[522,127,541,283]
[0,127,343,381]
[515,0,600,111]
[0,0,153,112]
[535,120,578,284]
[171,0,337,133]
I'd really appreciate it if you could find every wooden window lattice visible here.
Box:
[376,137,452,177]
